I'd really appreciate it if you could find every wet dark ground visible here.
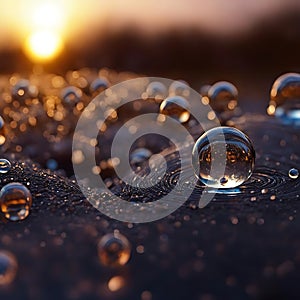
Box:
[0,72,300,300]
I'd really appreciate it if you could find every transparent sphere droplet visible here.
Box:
[12,79,38,100]
[169,80,190,97]
[130,148,152,169]
[159,96,190,123]
[46,158,58,170]
[0,116,6,146]
[98,232,131,267]
[0,182,32,221]
[0,159,11,174]
[200,84,211,97]
[90,78,109,95]
[61,86,82,105]
[268,73,300,119]
[0,251,18,285]
[208,81,238,113]
[146,81,167,100]
[192,126,255,188]
[288,168,299,179]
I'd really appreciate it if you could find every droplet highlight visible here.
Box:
[0,159,11,174]
[288,168,299,179]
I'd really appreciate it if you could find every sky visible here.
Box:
[0,0,299,49]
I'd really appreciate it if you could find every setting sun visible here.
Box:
[24,30,64,62]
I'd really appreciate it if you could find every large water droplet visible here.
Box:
[98,232,131,267]
[207,81,238,114]
[288,168,299,179]
[268,73,300,120]
[0,182,32,221]
[192,126,255,188]
[0,251,18,285]
[0,159,11,174]
[159,96,190,123]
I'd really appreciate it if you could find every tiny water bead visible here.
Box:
[0,182,32,221]
[0,159,11,174]
[169,80,190,97]
[11,79,38,100]
[61,86,82,105]
[0,116,6,146]
[146,81,167,100]
[268,72,300,119]
[129,148,152,169]
[90,78,109,95]
[192,126,255,188]
[288,168,299,179]
[159,96,190,123]
[0,251,18,285]
[98,232,131,267]
[207,81,238,113]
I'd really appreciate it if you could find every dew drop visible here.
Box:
[288,168,299,179]
[0,251,18,285]
[0,159,11,174]
[207,81,238,113]
[0,182,32,221]
[268,73,300,120]
[98,232,131,267]
[159,96,190,123]
[192,126,255,188]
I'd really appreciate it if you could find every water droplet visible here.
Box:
[159,96,190,123]
[169,80,190,97]
[0,251,17,285]
[0,116,6,146]
[130,148,152,169]
[90,78,108,95]
[98,232,131,267]
[12,79,38,100]
[192,126,255,188]
[0,159,11,174]
[207,81,238,113]
[46,159,58,170]
[268,73,300,120]
[288,168,299,179]
[61,86,82,105]
[146,81,167,100]
[0,182,32,221]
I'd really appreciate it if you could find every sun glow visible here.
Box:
[24,30,63,62]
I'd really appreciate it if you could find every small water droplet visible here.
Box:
[208,81,238,113]
[0,116,6,146]
[268,73,300,120]
[288,168,299,179]
[192,126,255,188]
[0,182,32,221]
[146,81,167,100]
[159,96,190,123]
[61,86,82,105]
[46,159,58,170]
[12,79,38,100]
[90,78,109,95]
[98,232,131,267]
[169,80,190,97]
[130,148,152,169]
[0,251,17,285]
[0,159,11,174]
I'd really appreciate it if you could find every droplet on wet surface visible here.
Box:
[0,182,32,221]
[288,168,299,179]
[192,126,255,188]
[159,96,190,123]
[0,251,18,285]
[0,159,11,174]
[98,232,131,267]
